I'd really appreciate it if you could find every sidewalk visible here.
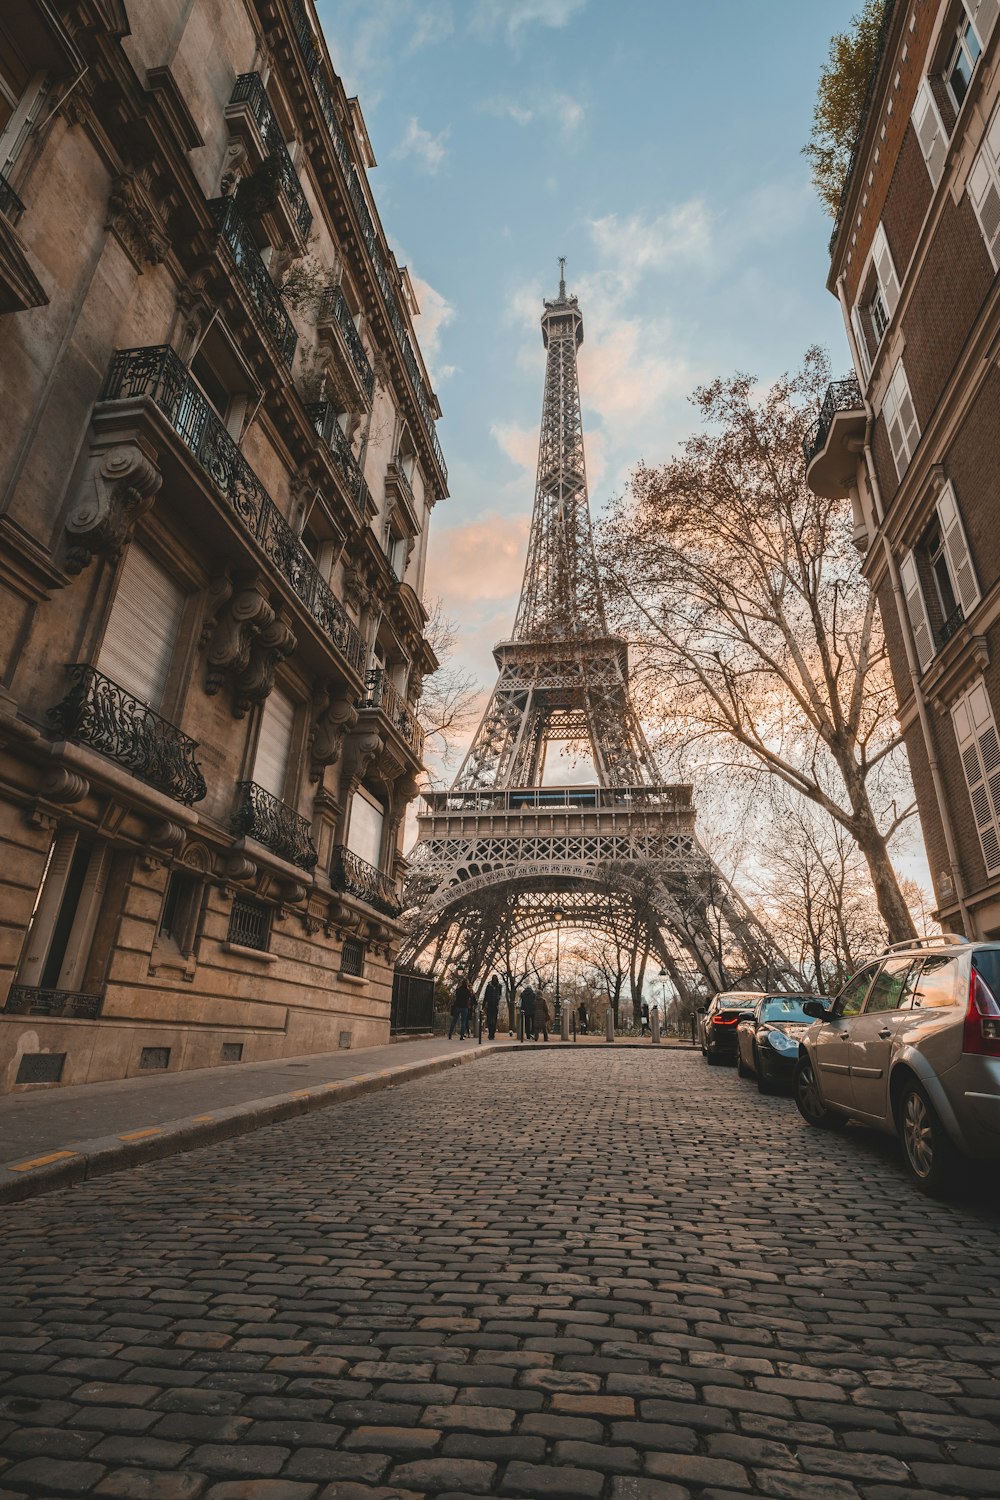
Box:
[0,1033,514,1205]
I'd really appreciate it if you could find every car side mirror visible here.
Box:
[802,999,830,1020]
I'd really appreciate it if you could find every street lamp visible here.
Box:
[553,909,564,1025]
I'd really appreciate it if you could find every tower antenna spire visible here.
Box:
[558,256,566,298]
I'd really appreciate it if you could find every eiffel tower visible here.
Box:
[402,265,792,999]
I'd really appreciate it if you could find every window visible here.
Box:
[189,325,254,437]
[951,678,1000,875]
[882,359,919,479]
[909,956,962,1009]
[863,958,914,1013]
[912,77,948,188]
[835,966,879,1017]
[947,14,983,112]
[899,481,980,671]
[253,689,296,800]
[347,787,385,868]
[97,545,185,711]
[870,288,889,342]
[968,102,1000,267]
[340,937,365,976]
[0,18,45,181]
[227,895,271,951]
[16,832,113,993]
[159,872,202,955]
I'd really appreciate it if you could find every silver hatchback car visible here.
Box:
[794,936,1000,1194]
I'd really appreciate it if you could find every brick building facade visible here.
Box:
[806,0,1000,938]
[0,0,447,1089]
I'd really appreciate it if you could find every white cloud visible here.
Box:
[471,0,587,41]
[395,116,450,173]
[321,1,453,98]
[409,272,456,380]
[588,202,712,298]
[482,90,585,142]
[491,420,538,473]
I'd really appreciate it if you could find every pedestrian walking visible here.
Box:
[519,983,537,1041]
[484,974,502,1040]
[448,976,473,1039]
[535,991,550,1042]
[640,1001,650,1036]
[577,1001,589,1034]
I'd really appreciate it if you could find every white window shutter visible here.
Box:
[899,551,935,671]
[253,689,295,799]
[912,79,948,187]
[952,681,1000,874]
[968,151,1000,266]
[872,223,900,313]
[97,546,184,710]
[964,0,999,46]
[851,305,872,381]
[884,360,919,478]
[936,481,981,615]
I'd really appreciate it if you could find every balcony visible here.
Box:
[803,376,866,501]
[385,460,418,532]
[4,986,103,1019]
[209,197,297,365]
[101,347,366,675]
[285,0,447,493]
[226,73,313,242]
[49,665,207,805]
[233,781,318,871]
[940,604,965,647]
[358,669,424,758]
[307,400,374,518]
[330,844,402,917]
[317,284,375,407]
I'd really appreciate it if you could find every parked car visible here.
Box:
[736,994,825,1093]
[699,991,763,1065]
[793,936,1000,1194]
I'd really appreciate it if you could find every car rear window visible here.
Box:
[760,998,817,1023]
[972,950,1000,1002]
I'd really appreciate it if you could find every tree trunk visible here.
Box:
[846,790,916,943]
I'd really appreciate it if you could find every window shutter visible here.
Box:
[883,361,919,478]
[347,788,385,868]
[872,223,900,314]
[97,546,184,710]
[964,0,1000,46]
[253,689,295,799]
[968,150,1000,266]
[936,481,981,615]
[899,551,935,671]
[952,681,1000,875]
[851,305,872,381]
[912,79,948,187]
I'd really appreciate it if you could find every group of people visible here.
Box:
[447,976,596,1042]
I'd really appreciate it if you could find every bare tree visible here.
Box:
[417,599,481,785]
[601,349,917,944]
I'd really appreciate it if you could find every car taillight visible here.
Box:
[712,1015,739,1025]
[963,969,1000,1057]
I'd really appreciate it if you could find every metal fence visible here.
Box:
[391,969,435,1034]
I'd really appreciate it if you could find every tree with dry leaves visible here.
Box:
[804,0,888,216]
[601,349,917,945]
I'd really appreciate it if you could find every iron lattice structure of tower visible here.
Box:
[402,268,793,998]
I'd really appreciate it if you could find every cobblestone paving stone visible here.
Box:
[1,1049,999,1500]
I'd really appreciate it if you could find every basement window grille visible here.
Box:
[220,1042,244,1062]
[139,1047,170,1071]
[340,937,365,977]
[16,1052,65,1084]
[227,897,271,952]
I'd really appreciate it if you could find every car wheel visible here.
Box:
[755,1046,774,1095]
[706,1049,720,1066]
[897,1080,962,1196]
[794,1057,845,1130]
[736,1047,750,1079]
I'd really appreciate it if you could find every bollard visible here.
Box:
[518,1012,524,1043]
[651,1008,661,1044]
[478,1012,483,1045]
[561,1004,570,1042]
[572,1012,577,1043]
[606,1008,615,1043]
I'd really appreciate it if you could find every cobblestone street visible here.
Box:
[1,1048,999,1500]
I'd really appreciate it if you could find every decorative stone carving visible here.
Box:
[147,818,186,849]
[341,728,384,793]
[201,569,297,717]
[38,768,89,804]
[65,441,163,575]
[343,562,372,613]
[218,852,257,884]
[310,680,359,780]
[220,139,248,197]
[106,169,171,270]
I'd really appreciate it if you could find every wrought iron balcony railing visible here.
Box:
[286,0,447,488]
[803,376,864,468]
[4,985,103,1019]
[209,197,297,365]
[233,780,318,870]
[358,668,424,756]
[330,844,402,916]
[0,171,25,226]
[49,665,207,805]
[102,347,366,674]
[317,284,375,400]
[421,784,692,814]
[306,400,374,516]
[229,73,313,239]
[386,459,416,516]
[940,604,965,646]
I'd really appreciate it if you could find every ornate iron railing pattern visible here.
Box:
[306,400,373,515]
[0,171,25,226]
[940,604,965,646]
[421,784,692,814]
[49,665,207,805]
[803,376,865,468]
[359,668,424,755]
[209,197,297,364]
[317,284,375,399]
[101,347,366,674]
[230,72,313,239]
[331,845,402,916]
[387,459,416,515]
[286,0,447,487]
[4,985,103,1019]
[233,780,318,870]
[226,895,271,950]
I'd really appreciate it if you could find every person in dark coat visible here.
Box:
[640,1001,650,1035]
[484,974,502,1040]
[519,984,537,1041]
[535,991,550,1042]
[577,1001,589,1034]
[448,977,473,1039]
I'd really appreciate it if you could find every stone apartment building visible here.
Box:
[806,0,1000,938]
[0,0,447,1089]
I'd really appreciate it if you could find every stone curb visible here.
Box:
[0,1042,523,1207]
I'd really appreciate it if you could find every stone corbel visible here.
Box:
[106,169,171,270]
[64,440,163,576]
[220,139,248,198]
[38,768,90,804]
[217,852,257,885]
[201,569,297,717]
[341,728,384,794]
[310,680,359,781]
[343,562,371,613]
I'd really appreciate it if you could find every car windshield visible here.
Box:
[760,998,817,1024]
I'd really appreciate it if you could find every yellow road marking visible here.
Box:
[9,1150,79,1172]
[118,1127,162,1141]
[291,1089,312,1097]
[191,1114,215,1122]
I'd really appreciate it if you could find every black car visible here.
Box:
[736,994,824,1093]
[699,991,763,1064]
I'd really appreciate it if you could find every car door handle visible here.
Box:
[878,1028,892,1040]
